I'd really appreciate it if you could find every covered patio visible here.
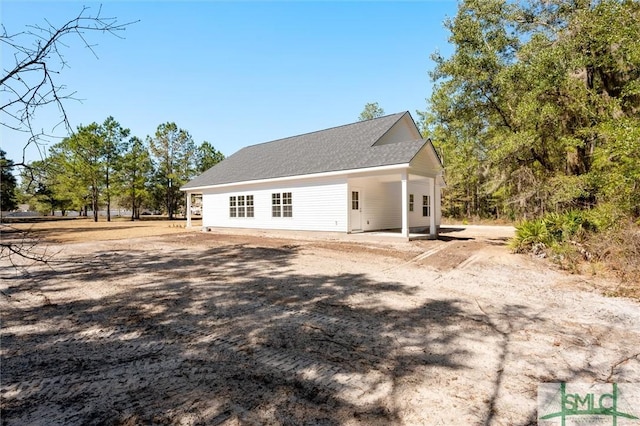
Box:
[346,168,443,240]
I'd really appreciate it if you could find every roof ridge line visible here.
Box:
[238,111,408,151]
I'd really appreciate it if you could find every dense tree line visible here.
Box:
[17,117,224,220]
[421,0,639,222]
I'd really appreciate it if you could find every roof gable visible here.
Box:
[183,112,429,189]
[409,139,444,174]
[373,113,422,146]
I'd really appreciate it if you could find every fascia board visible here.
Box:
[181,163,410,192]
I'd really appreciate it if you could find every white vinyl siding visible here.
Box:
[200,170,439,233]
[409,181,434,229]
[347,176,434,231]
[202,177,347,232]
[373,115,421,146]
[409,143,441,177]
[347,177,412,231]
[349,178,396,231]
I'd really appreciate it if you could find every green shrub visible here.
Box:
[510,219,550,253]
[583,203,625,232]
[512,210,594,254]
[510,208,639,299]
[561,210,586,239]
[543,212,565,242]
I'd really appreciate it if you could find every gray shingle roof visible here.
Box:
[182,111,427,189]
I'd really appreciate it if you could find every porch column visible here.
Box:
[401,171,409,238]
[430,178,437,238]
[186,192,192,228]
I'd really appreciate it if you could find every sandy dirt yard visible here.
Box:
[1,221,639,425]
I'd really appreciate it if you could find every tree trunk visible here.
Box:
[167,183,173,220]
[130,187,135,221]
[106,169,111,222]
[92,185,99,222]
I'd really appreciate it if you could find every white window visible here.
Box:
[238,195,245,217]
[409,194,414,212]
[229,196,237,217]
[282,192,292,217]
[246,195,254,218]
[423,195,431,217]
[272,193,281,217]
[272,192,292,218]
[231,195,253,218]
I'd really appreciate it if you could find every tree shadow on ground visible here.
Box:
[0,236,567,425]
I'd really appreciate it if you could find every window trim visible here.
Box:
[246,195,254,218]
[238,195,245,217]
[422,195,431,217]
[229,196,237,218]
[282,192,292,218]
[230,194,254,218]
[272,192,292,218]
[272,193,281,217]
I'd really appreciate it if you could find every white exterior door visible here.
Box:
[350,189,362,231]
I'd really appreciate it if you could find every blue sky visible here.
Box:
[1,1,457,166]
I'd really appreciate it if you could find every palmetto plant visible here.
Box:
[510,219,550,253]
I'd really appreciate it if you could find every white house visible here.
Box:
[181,112,444,238]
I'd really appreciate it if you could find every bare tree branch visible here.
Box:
[1,6,137,265]
[0,224,57,268]
[0,5,138,165]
